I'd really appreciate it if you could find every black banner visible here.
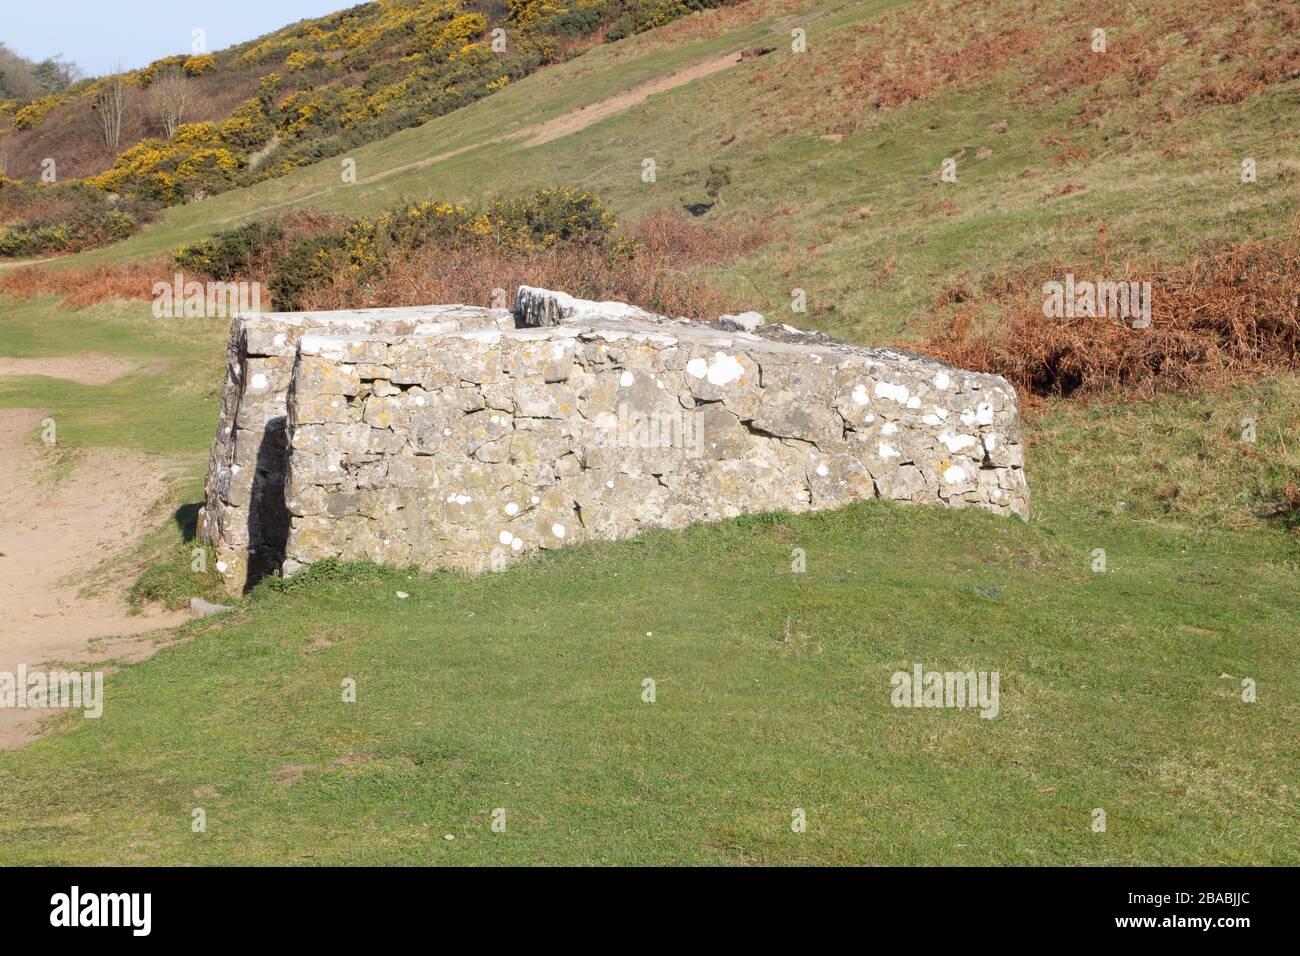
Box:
[0,866,1279,941]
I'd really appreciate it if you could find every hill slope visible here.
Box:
[26,0,1300,342]
[0,0,742,193]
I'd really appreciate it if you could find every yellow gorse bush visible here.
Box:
[87,122,243,202]
[136,55,187,85]
[13,94,65,130]
[184,54,217,77]
[219,98,275,150]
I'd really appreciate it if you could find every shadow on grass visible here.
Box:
[174,502,201,542]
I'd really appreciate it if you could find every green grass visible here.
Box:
[0,295,224,454]
[0,0,1297,865]
[0,493,1294,865]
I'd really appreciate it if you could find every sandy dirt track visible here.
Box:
[0,406,187,747]
[0,353,140,385]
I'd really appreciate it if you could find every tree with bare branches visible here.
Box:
[96,69,125,156]
[150,66,189,140]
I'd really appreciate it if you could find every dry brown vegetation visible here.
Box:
[0,207,770,319]
[300,207,770,318]
[0,259,167,308]
[921,225,1300,401]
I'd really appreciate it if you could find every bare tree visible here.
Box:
[0,132,9,177]
[150,66,188,140]
[96,69,125,156]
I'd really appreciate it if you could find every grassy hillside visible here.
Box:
[36,0,1300,341]
[0,0,744,259]
[0,0,1296,864]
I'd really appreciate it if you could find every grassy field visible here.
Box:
[0,469,1295,865]
[0,0,1296,864]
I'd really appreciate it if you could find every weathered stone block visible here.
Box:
[198,288,1029,593]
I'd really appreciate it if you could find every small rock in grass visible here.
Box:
[190,597,233,619]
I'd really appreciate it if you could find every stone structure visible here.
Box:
[196,304,509,590]
[198,287,1028,593]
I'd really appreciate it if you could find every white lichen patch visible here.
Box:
[875,380,909,404]
[939,432,977,454]
[705,352,743,386]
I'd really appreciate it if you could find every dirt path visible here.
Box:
[0,353,140,385]
[216,49,746,225]
[0,407,188,747]
[0,255,65,271]
[518,50,744,147]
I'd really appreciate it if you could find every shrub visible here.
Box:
[183,54,216,77]
[220,97,276,151]
[704,163,731,202]
[284,50,326,72]
[0,204,146,257]
[0,181,158,257]
[475,186,626,252]
[12,93,61,129]
[301,204,769,318]
[173,220,285,281]
[171,208,349,300]
[268,233,349,309]
[204,190,765,314]
[86,123,246,202]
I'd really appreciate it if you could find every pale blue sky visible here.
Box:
[1,0,348,77]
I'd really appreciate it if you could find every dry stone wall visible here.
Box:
[196,304,508,591]
[199,287,1029,592]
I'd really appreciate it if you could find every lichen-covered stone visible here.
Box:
[196,304,509,591]
[199,288,1029,592]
